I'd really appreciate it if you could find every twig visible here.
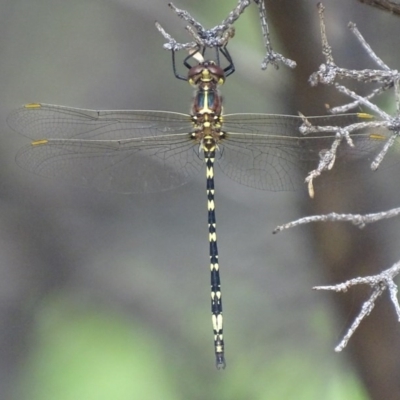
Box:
[276,3,400,353]
[299,115,388,197]
[358,0,400,16]
[254,0,296,69]
[314,261,400,351]
[274,207,400,233]
[155,1,296,70]
[300,3,400,192]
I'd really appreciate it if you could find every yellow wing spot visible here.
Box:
[31,139,49,146]
[357,112,374,119]
[25,103,42,109]
[369,134,387,141]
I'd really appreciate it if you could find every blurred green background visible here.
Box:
[1,1,400,399]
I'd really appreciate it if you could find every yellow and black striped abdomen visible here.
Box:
[205,150,225,369]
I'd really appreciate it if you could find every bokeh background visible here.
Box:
[1,0,400,399]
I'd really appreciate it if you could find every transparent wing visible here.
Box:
[7,103,193,140]
[9,104,204,193]
[16,136,205,194]
[222,113,361,134]
[9,105,391,193]
[220,113,391,191]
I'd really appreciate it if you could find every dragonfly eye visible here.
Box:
[188,62,225,86]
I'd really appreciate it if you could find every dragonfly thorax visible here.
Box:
[192,86,223,116]
[189,61,225,150]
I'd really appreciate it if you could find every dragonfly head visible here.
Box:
[188,61,225,87]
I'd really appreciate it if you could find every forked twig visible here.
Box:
[297,3,400,193]
[314,261,400,352]
[155,1,296,70]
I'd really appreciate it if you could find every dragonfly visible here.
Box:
[7,47,384,369]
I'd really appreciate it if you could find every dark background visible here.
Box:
[1,1,400,399]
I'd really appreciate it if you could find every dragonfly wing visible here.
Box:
[220,113,392,191]
[218,132,310,191]
[8,103,192,140]
[9,104,203,193]
[222,113,363,134]
[16,135,204,193]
